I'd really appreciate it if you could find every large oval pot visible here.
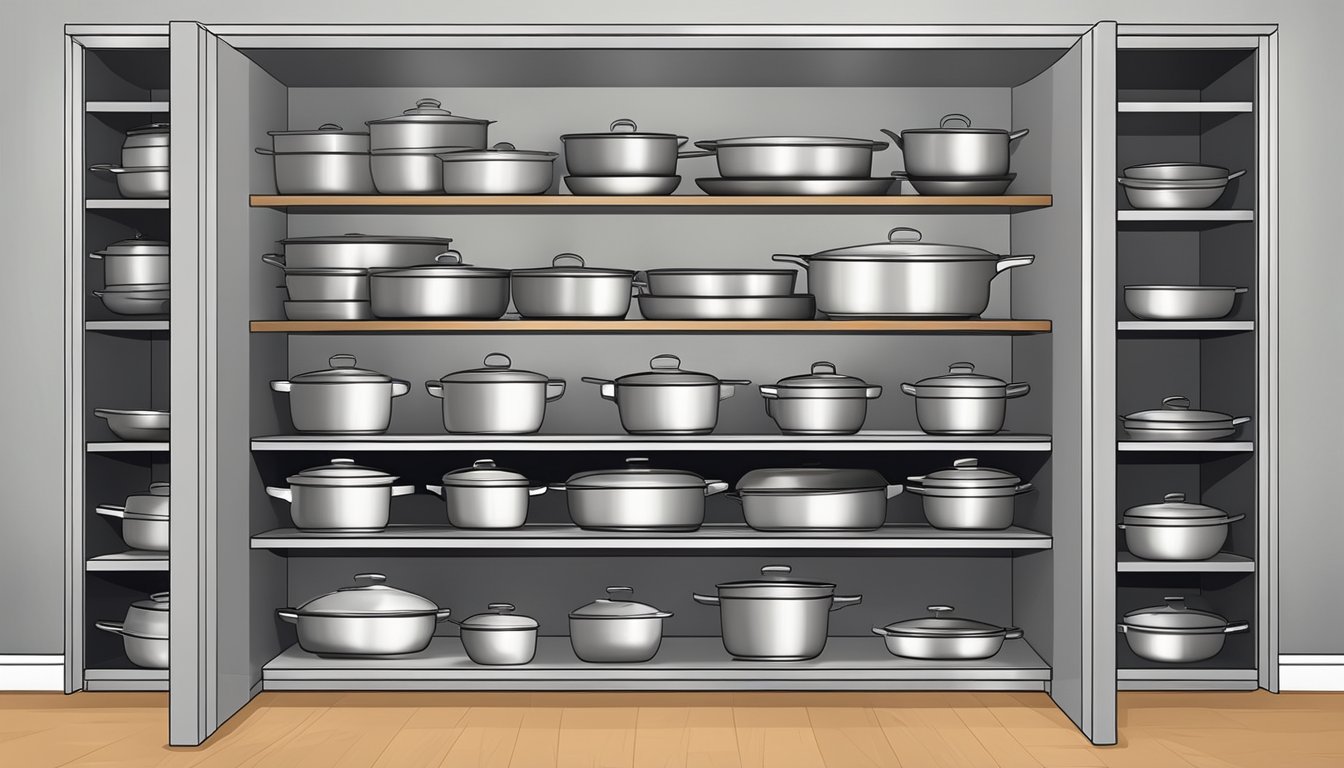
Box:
[1120,396,1250,441]
[426,459,547,529]
[425,353,566,435]
[881,114,1028,178]
[90,164,169,199]
[511,253,637,319]
[905,458,1033,530]
[732,468,901,531]
[551,458,728,531]
[279,574,452,657]
[773,227,1033,318]
[370,251,510,319]
[95,592,170,668]
[438,143,558,195]
[873,605,1022,660]
[1118,597,1248,663]
[366,98,492,152]
[267,233,454,271]
[582,354,750,435]
[693,136,887,179]
[266,459,414,531]
[569,586,673,663]
[270,355,410,435]
[96,482,171,550]
[900,363,1029,436]
[758,361,883,435]
[693,565,861,661]
[121,123,170,168]
[454,603,538,666]
[90,236,170,287]
[1119,493,1245,561]
[561,119,698,177]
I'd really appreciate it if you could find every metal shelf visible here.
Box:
[1117,441,1253,453]
[1116,210,1254,231]
[86,551,169,571]
[251,523,1052,552]
[84,668,168,692]
[1117,553,1254,573]
[1117,667,1257,691]
[1117,101,1253,113]
[87,442,170,453]
[85,199,170,209]
[262,637,1050,692]
[86,320,169,332]
[85,100,170,112]
[250,319,1053,334]
[1117,320,1254,334]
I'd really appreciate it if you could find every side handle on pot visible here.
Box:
[692,593,720,606]
[261,254,287,270]
[1003,627,1024,640]
[270,380,292,393]
[547,483,568,493]
[391,485,416,497]
[1231,416,1252,427]
[545,379,567,402]
[277,609,299,624]
[865,386,884,399]
[758,385,779,399]
[94,621,129,636]
[425,484,444,498]
[830,595,863,612]
[390,380,411,398]
[885,484,904,499]
[254,147,277,156]
[1005,383,1031,398]
[900,383,918,396]
[425,381,445,398]
[703,481,730,497]
[528,485,548,497]
[1226,169,1247,181]
[581,377,616,401]
[995,255,1036,273]
[1015,482,1035,494]
[1223,621,1250,634]
[879,128,904,150]
[265,487,293,503]
[435,609,453,622]
[1008,128,1030,141]
[95,504,128,519]
[771,254,811,270]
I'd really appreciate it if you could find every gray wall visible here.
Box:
[2,0,1340,657]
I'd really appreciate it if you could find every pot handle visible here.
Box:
[261,253,287,270]
[551,252,586,268]
[581,377,617,401]
[871,626,893,637]
[692,593,720,606]
[265,487,293,503]
[1008,128,1030,141]
[277,609,299,624]
[771,254,811,270]
[434,609,454,622]
[253,147,276,156]
[1005,383,1031,398]
[391,485,416,497]
[1015,482,1035,494]
[547,483,568,492]
[1226,169,1247,181]
[900,383,918,396]
[940,113,973,129]
[995,255,1036,273]
[1002,627,1024,640]
[631,280,648,296]
[390,380,411,398]
[704,481,730,497]
[545,379,567,402]
[528,485,548,497]
[758,385,779,399]
[95,504,128,519]
[425,484,444,497]
[678,149,717,158]
[830,595,863,612]
[885,484,904,499]
[1231,416,1252,426]
[425,381,444,398]
[434,250,467,266]
[723,492,743,505]
[1223,621,1250,634]
[879,128,903,150]
[1163,396,1191,410]
[1116,624,1129,634]
[94,621,129,636]
[1234,287,1249,294]
[270,380,292,393]
[865,386,884,399]
[718,382,747,400]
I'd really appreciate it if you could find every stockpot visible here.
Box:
[426,459,547,529]
[1119,493,1245,561]
[369,251,510,319]
[758,362,883,435]
[366,98,492,151]
[561,119,706,177]
[550,458,728,531]
[90,235,170,287]
[1124,285,1247,321]
[510,253,637,319]
[90,164,169,198]
[1120,396,1250,441]
[270,355,411,434]
[873,605,1023,660]
[569,586,674,663]
[732,468,902,531]
[266,458,415,531]
[96,593,170,668]
[773,227,1034,318]
[426,353,566,434]
[1118,597,1248,663]
[453,603,538,666]
[900,363,1030,435]
[905,458,1033,530]
[370,146,462,195]
[693,136,888,179]
[693,564,861,661]
[265,233,455,271]
[881,114,1029,178]
[438,143,558,195]
[583,354,750,435]
[279,573,452,657]
[256,124,375,195]
[121,123,170,168]
[96,482,171,551]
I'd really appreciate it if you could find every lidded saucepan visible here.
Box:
[1119,492,1245,561]
[1118,597,1248,663]
[900,362,1030,435]
[366,97,493,151]
[1120,396,1250,441]
[905,458,1034,530]
[758,361,883,435]
[569,586,674,663]
[426,459,547,529]
[425,353,567,435]
[271,355,411,435]
[278,573,452,657]
[872,605,1023,660]
[122,123,171,168]
[454,603,539,666]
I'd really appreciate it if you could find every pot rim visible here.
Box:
[366,98,492,126]
[712,564,837,598]
[279,232,454,247]
[440,459,531,488]
[435,352,553,385]
[93,234,171,256]
[511,253,636,278]
[568,586,674,619]
[1124,284,1244,292]
[906,458,1022,489]
[1121,397,1236,425]
[291,573,442,616]
[695,135,888,149]
[790,227,1001,262]
[735,467,891,494]
[286,458,400,487]
[875,606,1012,638]
[287,354,395,385]
[606,353,742,388]
[560,458,713,490]
[459,603,539,629]
[437,143,558,162]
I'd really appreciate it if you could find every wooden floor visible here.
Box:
[0,691,1340,767]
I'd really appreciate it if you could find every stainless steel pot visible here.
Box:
[732,468,902,531]
[94,408,169,441]
[900,363,1030,436]
[510,253,637,319]
[256,124,375,194]
[369,251,511,319]
[641,269,797,298]
[561,119,702,177]
[266,458,415,531]
[425,353,566,434]
[569,586,673,663]
[773,227,1034,318]
[267,233,454,271]
[1119,164,1245,210]
[438,143,558,195]
[265,123,370,154]
[1118,597,1248,663]
[91,236,170,287]
[758,362,883,435]
[121,123,170,168]
[905,458,1034,530]
[881,114,1029,178]
[279,573,452,657]
[1120,493,1246,561]
[1124,285,1247,321]
[283,300,372,321]
[90,164,169,198]
[96,483,171,551]
[872,605,1023,660]
[371,146,461,194]
[635,294,816,321]
[551,458,729,531]
[454,603,538,666]
[93,284,170,315]
[426,459,547,529]
[1120,397,1250,441]
[366,98,492,152]
[96,592,170,669]
[270,355,411,435]
[693,564,861,661]
[265,260,370,302]
[583,354,750,435]
[564,175,681,196]
[693,136,887,179]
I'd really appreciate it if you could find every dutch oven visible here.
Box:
[270,354,411,435]
[900,362,1030,435]
[758,361,883,435]
[279,573,452,657]
[1120,396,1250,441]
[905,458,1034,530]
[732,468,901,531]
[873,605,1023,660]
[1119,493,1245,561]
[1118,597,1248,664]
[425,353,566,434]
[583,354,750,435]
[693,564,861,661]
[569,586,674,663]
[426,459,547,529]
[550,458,728,531]
[265,458,414,531]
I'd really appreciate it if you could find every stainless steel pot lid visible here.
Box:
[125,123,170,146]
[736,467,889,493]
[366,98,492,126]
[293,573,440,616]
[94,234,170,255]
[1122,162,1237,182]
[612,354,730,387]
[1124,284,1243,291]
[286,458,400,487]
[1123,493,1228,521]
[441,459,531,489]
[459,603,538,630]
[1122,597,1231,631]
[95,283,170,294]
[767,362,872,396]
[799,227,999,262]
[437,142,558,162]
[695,135,887,149]
[436,353,551,385]
[279,232,453,247]
[907,363,1012,398]
[907,458,1021,490]
[1122,397,1236,425]
[563,458,709,490]
[268,123,369,138]
[372,251,509,279]
[287,354,394,385]
[130,592,171,613]
[569,586,673,619]
[876,606,1008,637]
[898,114,1015,136]
[714,565,837,599]
[510,253,635,278]
[561,119,683,141]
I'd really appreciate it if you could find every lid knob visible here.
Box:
[491,141,516,151]
[609,118,638,133]
[761,565,793,578]
[318,123,343,131]
[150,592,171,603]
[472,459,498,469]
[328,354,357,368]
[1162,396,1192,410]
[487,602,516,614]
[433,249,466,265]
[1163,596,1188,610]
[1163,492,1187,503]
[948,362,976,373]
[412,97,443,111]
[353,573,387,585]
[605,586,635,598]
[940,113,973,128]
[887,226,923,243]
[809,361,838,375]
[552,252,586,268]
[624,458,651,467]
[483,352,513,369]
[927,605,953,616]
[952,458,980,470]
[649,354,683,371]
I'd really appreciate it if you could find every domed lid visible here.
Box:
[569,587,673,619]
[293,574,440,616]
[268,123,369,137]
[373,250,508,280]
[366,98,491,126]
[280,232,452,247]
[714,564,837,599]
[736,467,889,493]
[1123,597,1229,631]
[803,227,998,262]
[437,353,551,385]
[131,591,171,613]
[613,354,729,387]
[510,253,635,278]
[288,355,393,385]
[460,603,538,629]
[877,606,1007,637]
[908,459,1021,489]
[1124,492,1228,521]
[560,118,683,141]
[287,458,399,487]
[900,113,1015,136]
[1122,396,1234,425]
[913,362,1007,389]
[124,123,171,148]
[147,482,171,496]
[436,142,557,162]
[770,362,871,392]
[94,233,170,256]
[563,458,708,490]
[442,459,531,488]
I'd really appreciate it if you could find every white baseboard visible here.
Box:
[1279,655,1344,691]
[0,655,64,691]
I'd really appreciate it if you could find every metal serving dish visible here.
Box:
[94,408,169,441]
[732,468,902,531]
[892,172,1015,196]
[694,136,888,180]
[564,175,681,196]
[873,605,1022,660]
[641,269,797,298]
[695,177,894,196]
[90,164,170,198]
[1123,285,1247,321]
[636,294,816,320]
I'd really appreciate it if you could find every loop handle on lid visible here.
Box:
[609,119,638,133]
[433,249,465,265]
[606,586,635,597]
[939,113,972,129]
[1164,492,1187,503]
[1164,596,1188,610]
[649,354,682,370]
[354,573,387,585]
[483,353,513,369]
[412,98,442,111]
[887,226,923,243]
[487,603,515,613]
[624,458,651,467]
[492,141,516,151]
[330,458,356,465]
[948,362,976,373]
[328,354,357,368]
[472,459,497,469]
[318,123,343,131]
[952,458,979,470]
[552,253,586,268]
[1162,396,1192,410]
[761,565,792,576]
[927,605,954,615]
[810,361,837,375]
[150,592,171,603]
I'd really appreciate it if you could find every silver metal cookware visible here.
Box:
[283,300,372,321]
[583,354,750,435]
[120,123,170,168]
[696,177,895,196]
[1119,493,1245,561]
[1120,396,1250,441]
[90,236,170,287]
[905,458,1033,530]
[270,355,410,435]
[693,136,888,179]
[900,363,1030,436]
[425,353,566,434]
[94,408,169,441]
[551,458,728,531]
[569,586,673,663]
[1123,285,1247,321]
[635,294,816,321]
[93,284,170,315]
[90,164,170,198]
[564,175,681,196]
[1118,597,1248,663]
[1119,164,1245,210]
[641,268,797,298]
[96,482,170,551]
[266,459,414,531]
[890,171,1016,196]
[279,574,452,657]
[881,114,1029,178]
[732,468,902,531]
[873,605,1023,660]
[266,233,454,271]
[96,592,170,668]
[369,251,511,319]
[693,564,861,661]
[366,98,492,152]
[561,119,704,177]
[453,603,538,666]
[438,143,558,195]
[510,253,637,319]
[270,266,370,302]
[256,124,375,194]
[758,362,883,435]
[426,459,547,529]
[370,146,461,195]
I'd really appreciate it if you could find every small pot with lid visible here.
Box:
[881,114,1029,178]
[256,123,375,194]
[90,235,170,287]
[426,459,547,529]
[366,98,493,151]
[1118,597,1248,663]
[438,142,559,195]
[510,253,637,319]
[551,458,729,531]
[271,354,411,434]
[583,354,750,435]
[453,603,538,666]
[425,353,566,434]
[1120,396,1250,441]
[569,586,674,663]
[121,123,170,168]
[758,361,884,435]
[693,564,861,661]
[369,250,511,319]
[900,363,1030,435]
[905,458,1034,530]
[1119,493,1245,561]
[279,573,452,657]
[96,592,171,668]
[561,119,703,177]
[732,468,901,531]
[266,458,414,531]
[96,482,171,551]
[872,605,1023,660]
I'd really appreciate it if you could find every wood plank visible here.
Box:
[733,706,828,768]
[249,194,1053,209]
[507,707,562,768]
[557,707,638,768]
[369,706,469,768]
[806,706,904,768]
[632,706,741,768]
[249,319,1054,334]
[439,707,525,768]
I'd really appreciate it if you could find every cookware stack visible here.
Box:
[90,122,170,198]
[367,98,493,194]
[693,135,894,195]
[882,114,1028,196]
[90,235,170,316]
[634,268,816,321]
[1119,162,1244,209]
[561,119,693,196]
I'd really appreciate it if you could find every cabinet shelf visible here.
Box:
[250,432,1052,453]
[1117,667,1257,691]
[1117,441,1253,453]
[85,100,170,113]
[250,319,1052,334]
[1117,210,1254,230]
[85,199,170,210]
[1117,101,1253,113]
[251,523,1052,552]
[1117,553,1254,573]
[1116,320,1254,334]
[87,442,170,453]
[262,637,1050,692]
[86,320,170,332]
[84,667,168,692]
[86,551,169,571]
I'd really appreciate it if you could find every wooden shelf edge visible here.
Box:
[248,193,1053,209]
[249,319,1053,334]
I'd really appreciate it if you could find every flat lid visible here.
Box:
[561,118,682,141]
[280,232,453,247]
[442,459,530,488]
[461,603,538,629]
[130,592,170,613]
[912,458,1021,489]
[1122,162,1233,180]
[565,458,707,489]
[1123,597,1228,630]
[367,98,490,125]
[288,458,397,485]
[295,574,439,616]
[127,122,170,136]
[697,135,886,149]
[268,123,368,137]
[913,362,1007,389]
[771,361,870,392]
[805,227,997,262]
[438,353,550,385]
[96,234,169,255]
[1124,492,1227,520]
[437,142,557,161]
[737,467,888,493]
[569,587,671,619]
[1125,284,1240,291]
[511,253,635,278]
[901,114,1011,136]
[614,354,722,387]
[373,250,506,280]
[715,565,836,599]
[288,354,393,385]
[878,606,1005,637]
[96,284,170,294]
[1123,396,1232,424]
